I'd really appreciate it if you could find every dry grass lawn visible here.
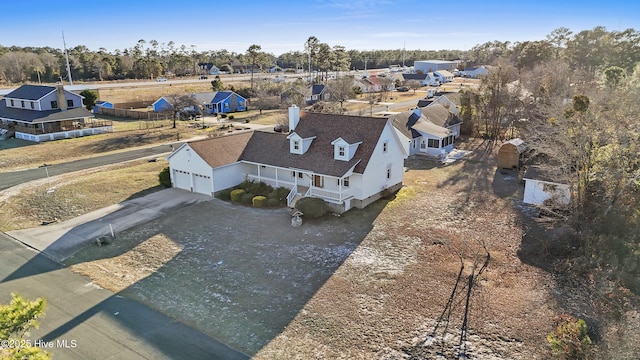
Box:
[0,159,167,231]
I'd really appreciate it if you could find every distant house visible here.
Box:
[167,106,408,213]
[93,100,114,114]
[208,91,247,113]
[305,84,330,104]
[268,66,282,73]
[152,96,174,112]
[463,66,489,78]
[209,65,220,75]
[0,84,112,142]
[434,70,454,83]
[523,166,571,206]
[152,91,248,114]
[389,108,455,157]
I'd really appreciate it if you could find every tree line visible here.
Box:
[2,26,637,84]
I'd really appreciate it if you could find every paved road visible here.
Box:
[0,232,249,360]
[0,143,177,191]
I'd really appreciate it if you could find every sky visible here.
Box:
[1,0,639,55]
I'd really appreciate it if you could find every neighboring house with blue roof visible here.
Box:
[0,84,112,142]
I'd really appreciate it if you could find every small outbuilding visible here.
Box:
[523,166,571,206]
[497,138,527,169]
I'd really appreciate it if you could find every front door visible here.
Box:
[313,175,323,188]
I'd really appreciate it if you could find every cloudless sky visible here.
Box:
[1,0,638,55]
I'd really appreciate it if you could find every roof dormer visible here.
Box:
[331,137,361,161]
[286,132,315,155]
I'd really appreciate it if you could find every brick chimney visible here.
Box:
[56,85,67,111]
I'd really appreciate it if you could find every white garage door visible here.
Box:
[193,173,212,196]
[173,169,191,191]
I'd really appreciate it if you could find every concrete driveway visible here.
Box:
[7,188,210,261]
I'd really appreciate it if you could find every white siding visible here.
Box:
[358,122,405,200]
[523,179,571,205]
[212,163,245,192]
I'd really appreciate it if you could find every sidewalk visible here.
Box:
[7,188,210,262]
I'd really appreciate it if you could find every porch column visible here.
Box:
[275,168,279,187]
[257,165,261,182]
[339,177,343,201]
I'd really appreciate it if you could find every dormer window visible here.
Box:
[67,99,73,107]
[383,141,388,153]
[51,100,58,109]
[287,132,315,155]
[332,137,362,161]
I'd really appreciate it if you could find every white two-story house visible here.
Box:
[167,106,407,213]
[0,84,112,142]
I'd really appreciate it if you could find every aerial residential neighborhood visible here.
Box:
[0,1,639,359]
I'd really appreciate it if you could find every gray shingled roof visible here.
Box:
[240,112,388,177]
[0,101,93,123]
[4,85,56,100]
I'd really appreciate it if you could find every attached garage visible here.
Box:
[173,169,191,191]
[166,132,253,197]
[192,173,212,195]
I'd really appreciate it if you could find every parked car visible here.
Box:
[200,75,208,80]
[156,77,167,82]
[397,86,410,92]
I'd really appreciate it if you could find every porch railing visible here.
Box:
[286,185,298,207]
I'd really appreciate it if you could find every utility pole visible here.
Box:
[62,31,73,85]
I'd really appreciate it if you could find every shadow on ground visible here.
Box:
[2,195,387,357]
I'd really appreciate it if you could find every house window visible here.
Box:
[383,141,388,153]
[338,177,350,187]
[10,100,14,107]
[224,103,229,108]
[51,100,58,109]
[386,165,392,179]
[239,101,245,107]
[298,172,303,178]
[67,99,73,107]
[428,139,439,148]
[338,146,345,157]
[412,140,417,149]
[293,140,300,150]
[420,141,426,149]
[21,100,25,108]
[30,102,35,109]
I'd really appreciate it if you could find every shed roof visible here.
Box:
[501,138,527,153]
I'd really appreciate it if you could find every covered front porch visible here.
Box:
[13,119,114,142]
[242,162,355,209]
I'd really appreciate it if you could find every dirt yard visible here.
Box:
[62,138,572,358]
